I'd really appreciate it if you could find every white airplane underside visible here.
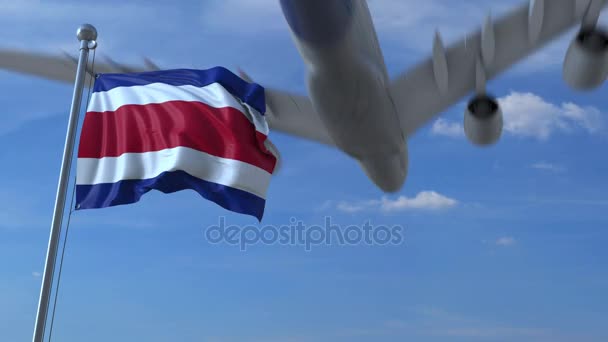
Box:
[280,0,407,192]
[1,0,607,192]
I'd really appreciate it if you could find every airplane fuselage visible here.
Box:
[280,0,408,192]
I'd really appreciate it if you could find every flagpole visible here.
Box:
[32,24,97,342]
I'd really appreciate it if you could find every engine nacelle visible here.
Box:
[563,28,608,90]
[464,94,503,146]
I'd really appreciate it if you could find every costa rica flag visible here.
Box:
[75,67,277,221]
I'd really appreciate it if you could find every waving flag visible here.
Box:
[75,67,277,221]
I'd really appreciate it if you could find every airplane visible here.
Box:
[1,0,607,192]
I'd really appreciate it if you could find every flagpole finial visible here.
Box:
[77,24,97,41]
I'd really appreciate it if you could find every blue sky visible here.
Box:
[1,0,608,341]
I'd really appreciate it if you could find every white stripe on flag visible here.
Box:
[76,146,272,199]
[88,82,269,135]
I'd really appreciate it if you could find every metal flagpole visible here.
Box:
[32,24,97,342]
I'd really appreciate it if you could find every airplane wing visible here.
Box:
[0,49,334,146]
[3,0,602,147]
[391,0,608,137]
[264,89,333,145]
[0,49,158,83]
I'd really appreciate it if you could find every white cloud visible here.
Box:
[335,191,458,213]
[531,162,566,173]
[316,200,336,212]
[431,118,463,137]
[336,202,372,214]
[496,237,516,247]
[381,191,458,211]
[335,202,365,214]
[431,92,603,140]
[500,92,603,139]
[32,271,41,278]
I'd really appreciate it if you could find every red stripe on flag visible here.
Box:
[78,100,276,174]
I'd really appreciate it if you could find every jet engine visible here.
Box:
[563,27,608,90]
[464,94,503,146]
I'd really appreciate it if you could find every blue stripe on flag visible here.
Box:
[76,170,266,221]
[93,67,266,114]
